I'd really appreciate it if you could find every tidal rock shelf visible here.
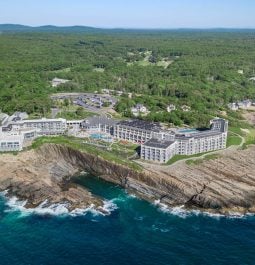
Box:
[0,143,255,215]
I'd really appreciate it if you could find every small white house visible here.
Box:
[102,89,110,94]
[181,105,191,112]
[131,104,148,117]
[51,78,70,87]
[137,104,147,113]
[116,90,124,96]
[228,103,239,111]
[13,112,28,120]
[229,99,252,110]
[238,99,252,109]
[167,104,176,113]
[237,70,244,75]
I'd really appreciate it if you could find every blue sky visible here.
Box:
[0,0,254,28]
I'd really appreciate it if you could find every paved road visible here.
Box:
[51,108,59,119]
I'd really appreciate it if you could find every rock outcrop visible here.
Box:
[0,146,103,210]
[1,143,255,214]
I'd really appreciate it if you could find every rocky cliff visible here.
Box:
[1,143,255,214]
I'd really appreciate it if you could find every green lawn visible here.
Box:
[186,154,220,166]
[227,134,242,147]
[229,126,255,148]
[166,150,216,165]
[242,128,255,149]
[245,129,255,144]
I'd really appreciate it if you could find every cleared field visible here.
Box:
[93,68,105,72]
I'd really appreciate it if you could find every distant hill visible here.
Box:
[0,24,32,31]
[0,24,99,33]
[0,24,255,34]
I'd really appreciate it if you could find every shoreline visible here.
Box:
[0,143,255,216]
[1,189,254,219]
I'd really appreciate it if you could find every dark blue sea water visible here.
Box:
[0,175,255,265]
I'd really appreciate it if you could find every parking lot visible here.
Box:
[51,92,118,117]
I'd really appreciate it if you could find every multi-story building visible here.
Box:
[81,116,117,135]
[113,119,175,144]
[140,139,176,163]
[141,118,228,163]
[0,134,23,152]
[12,118,67,135]
[0,129,37,152]
[175,130,227,156]
[0,111,228,163]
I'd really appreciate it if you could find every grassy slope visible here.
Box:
[166,150,216,165]
[186,154,220,166]
[227,134,242,147]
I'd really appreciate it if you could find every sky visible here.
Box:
[0,0,255,29]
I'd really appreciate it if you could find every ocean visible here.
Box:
[0,174,254,265]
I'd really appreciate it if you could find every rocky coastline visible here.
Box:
[0,143,255,215]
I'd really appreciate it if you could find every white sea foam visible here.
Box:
[124,191,137,199]
[98,200,118,215]
[70,204,97,217]
[111,193,137,204]
[4,197,70,217]
[71,200,118,217]
[1,191,118,218]
[0,190,8,197]
[153,200,252,219]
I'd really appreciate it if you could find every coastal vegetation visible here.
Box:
[55,107,96,120]
[0,29,255,127]
[31,136,142,171]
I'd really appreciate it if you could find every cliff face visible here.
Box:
[1,143,255,214]
[34,144,255,214]
[0,145,104,210]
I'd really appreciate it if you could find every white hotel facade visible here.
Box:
[0,113,228,164]
[141,118,228,163]
[0,129,37,152]
[82,116,228,163]
[12,118,67,135]
[0,117,68,152]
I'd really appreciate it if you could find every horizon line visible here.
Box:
[1,23,255,30]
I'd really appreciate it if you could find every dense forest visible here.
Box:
[0,27,255,126]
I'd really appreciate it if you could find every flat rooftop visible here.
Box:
[83,116,117,126]
[15,118,66,124]
[143,138,175,149]
[176,130,223,140]
[117,119,162,132]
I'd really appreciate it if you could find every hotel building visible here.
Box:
[11,118,67,135]
[141,118,228,163]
